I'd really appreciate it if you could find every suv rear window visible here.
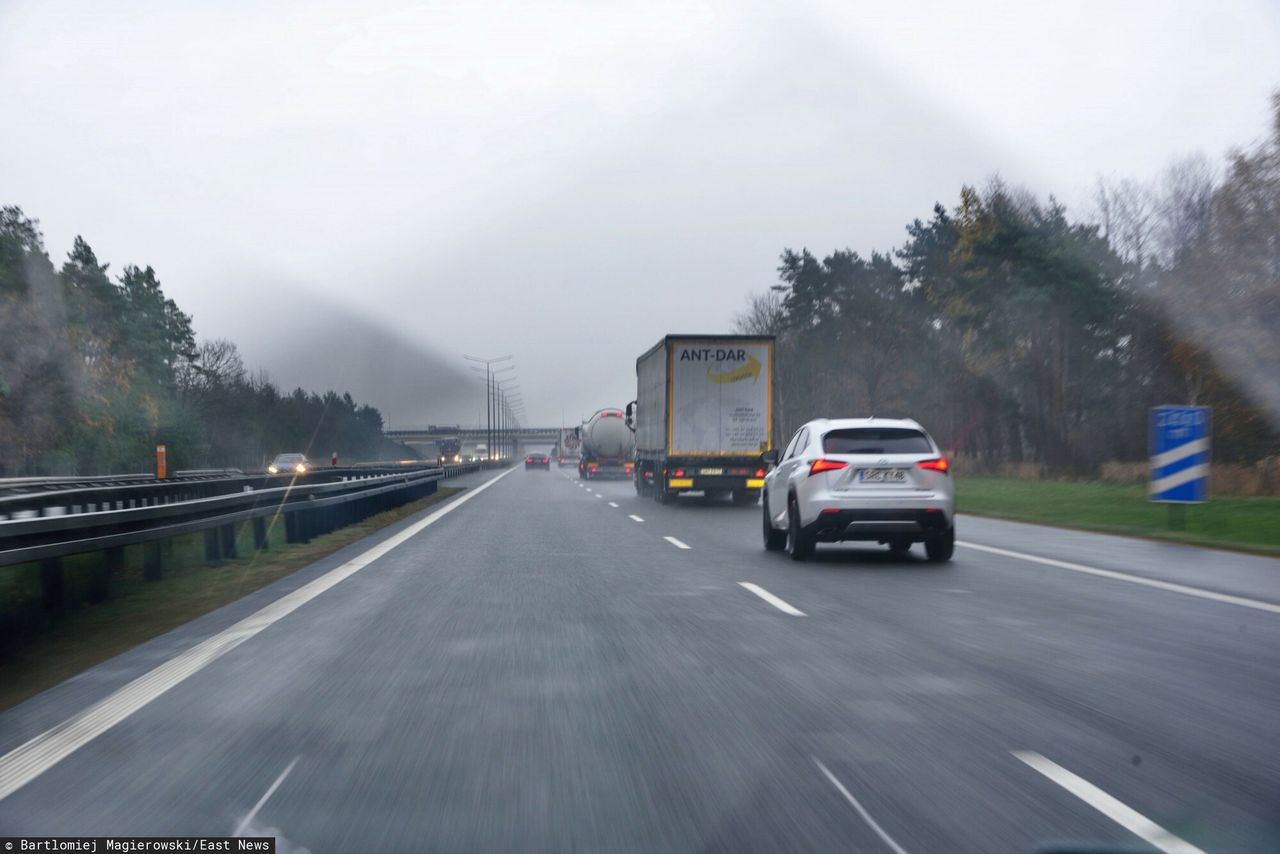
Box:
[822,428,932,454]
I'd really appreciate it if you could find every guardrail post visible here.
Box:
[41,558,64,614]
[144,541,163,580]
[220,524,238,559]
[204,528,222,561]
[91,548,123,603]
[252,517,268,551]
[285,511,301,543]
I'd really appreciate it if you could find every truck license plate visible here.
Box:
[700,468,723,475]
[858,469,906,483]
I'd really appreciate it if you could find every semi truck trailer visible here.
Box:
[627,335,774,505]
[555,427,581,467]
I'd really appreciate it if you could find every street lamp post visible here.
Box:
[494,377,520,462]
[464,355,513,462]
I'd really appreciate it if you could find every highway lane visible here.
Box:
[0,466,1276,851]
[581,473,1280,851]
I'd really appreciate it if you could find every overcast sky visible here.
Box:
[3,0,1277,428]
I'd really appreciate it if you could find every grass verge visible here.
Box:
[0,486,462,713]
[958,477,1280,556]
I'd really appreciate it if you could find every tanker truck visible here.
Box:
[576,408,635,480]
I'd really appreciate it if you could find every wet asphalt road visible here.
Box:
[1,465,1277,852]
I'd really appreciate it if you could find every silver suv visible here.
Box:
[761,418,955,561]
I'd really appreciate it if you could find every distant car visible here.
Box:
[525,452,551,470]
[761,418,955,562]
[267,453,311,475]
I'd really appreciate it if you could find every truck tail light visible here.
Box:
[673,469,685,477]
[754,468,766,478]
[809,459,848,476]
[917,457,949,473]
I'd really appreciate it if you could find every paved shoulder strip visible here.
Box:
[0,468,515,802]
[959,541,1280,615]
[1013,751,1205,854]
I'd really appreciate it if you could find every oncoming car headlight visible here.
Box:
[295,463,307,473]
[267,465,279,474]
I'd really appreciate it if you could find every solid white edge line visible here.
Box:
[628,515,644,523]
[738,582,806,616]
[663,536,691,550]
[958,541,1280,615]
[813,758,909,854]
[608,502,619,508]
[0,468,516,802]
[1012,752,1205,854]
[233,754,301,838]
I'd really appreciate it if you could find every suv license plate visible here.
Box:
[858,469,906,483]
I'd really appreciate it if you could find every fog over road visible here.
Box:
[1,467,1276,852]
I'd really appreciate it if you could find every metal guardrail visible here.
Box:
[0,461,491,571]
[0,469,247,497]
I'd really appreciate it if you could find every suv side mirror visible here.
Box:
[761,449,779,465]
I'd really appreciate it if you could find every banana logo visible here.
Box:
[707,354,762,384]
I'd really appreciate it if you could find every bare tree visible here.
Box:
[1095,176,1157,266]
[733,288,787,335]
[1155,154,1216,266]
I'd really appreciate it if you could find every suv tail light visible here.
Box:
[809,459,848,476]
[917,457,949,473]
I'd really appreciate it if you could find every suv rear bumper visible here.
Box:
[803,508,952,542]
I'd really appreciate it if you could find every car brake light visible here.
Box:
[917,457,950,473]
[809,459,848,476]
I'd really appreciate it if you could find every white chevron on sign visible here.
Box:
[1150,437,1210,470]
[1149,463,1210,496]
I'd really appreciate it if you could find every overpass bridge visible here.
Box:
[387,426,563,443]
[387,426,564,459]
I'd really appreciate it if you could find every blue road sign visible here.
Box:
[1150,406,1211,503]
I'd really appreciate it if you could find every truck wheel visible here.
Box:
[763,497,787,551]
[732,489,759,506]
[656,481,676,505]
[924,525,955,563]
[786,497,813,560]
